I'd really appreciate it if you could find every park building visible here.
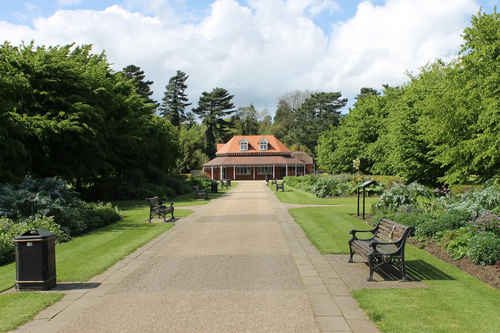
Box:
[202,135,315,180]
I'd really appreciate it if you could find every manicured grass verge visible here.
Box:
[353,245,500,333]
[291,205,500,332]
[275,186,379,205]
[289,206,372,253]
[55,208,175,281]
[0,205,180,332]
[0,292,64,333]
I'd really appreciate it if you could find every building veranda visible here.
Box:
[203,135,314,180]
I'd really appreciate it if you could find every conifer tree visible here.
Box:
[159,70,191,127]
[192,87,236,158]
[122,64,157,105]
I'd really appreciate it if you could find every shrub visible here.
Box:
[187,174,212,189]
[312,177,353,198]
[374,182,430,214]
[80,202,122,231]
[436,227,473,260]
[445,185,500,216]
[467,212,500,237]
[414,210,471,238]
[0,216,70,265]
[135,183,168,200]
[467,232,500,265]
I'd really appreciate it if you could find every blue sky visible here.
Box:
[0,0,498,114]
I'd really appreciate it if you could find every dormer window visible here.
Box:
[239,138,249,151]
[259,137,268,151]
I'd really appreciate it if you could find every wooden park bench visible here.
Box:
[348,217,415,281]
[145,196,174,223]
[193,186,207,200]
[275,181,285,192]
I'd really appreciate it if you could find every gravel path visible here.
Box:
[14,181,383,333]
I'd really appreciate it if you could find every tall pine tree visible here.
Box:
[159,70,191,127]
[192,87,236,158]
[122,64,157,105]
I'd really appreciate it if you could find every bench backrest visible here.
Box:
[146,196,162,208]
[194,186,200,192]
[374,217,413,243]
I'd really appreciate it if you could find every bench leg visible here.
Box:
[400,259,409,282]
[367,255,376,282]
[348,246,355,263]
[171,208,175,219]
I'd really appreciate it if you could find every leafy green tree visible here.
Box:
[122,64,157,105]
[316,88,386,174]
[258,108,273,135]
[0,42,179,191]
[177,124,208,173]
[159,70,191,127]
[419,10,500,183]
[232,104,259,135]
[192,87,236,158]
[272,90,311,146]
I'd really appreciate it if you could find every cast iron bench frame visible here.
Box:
[275,181,285,192]
[193,186,208,200]
[145,196,174,223]
[348,216,415,281]
[220,180,230,189]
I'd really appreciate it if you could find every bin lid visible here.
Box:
[14,229,55,241]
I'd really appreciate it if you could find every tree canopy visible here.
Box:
[0,42,179,189]
[192,87,236,158]
[159,70,191,127]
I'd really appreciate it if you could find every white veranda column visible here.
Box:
[273,164,275,179]
[286,164,288,177]
[211,166,213,179]
[220,165,223,180]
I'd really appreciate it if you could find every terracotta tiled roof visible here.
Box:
[216,135,291,155]
[203,155,307,167]
[291,151,314,164]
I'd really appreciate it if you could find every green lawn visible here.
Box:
[275,186,380,206]
[288,205,500,332]
[0,292,64,333]
[0,203,190,332]
[289,206,372,253]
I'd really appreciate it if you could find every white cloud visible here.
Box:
[0,0,481,113]
[318,0,478,99]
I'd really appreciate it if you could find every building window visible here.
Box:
[239,138,249,151]
[258,138,268,151]
[236,166,251,175]
[257,166,272,175]
[296,166,305,174]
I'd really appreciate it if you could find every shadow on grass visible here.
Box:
[365,260,455,282]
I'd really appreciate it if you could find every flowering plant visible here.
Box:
[468,212,500,237]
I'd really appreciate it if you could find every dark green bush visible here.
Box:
[0,216,70,265]
[467,232,500,265]
[80,202,122,232]
[415,210,472,238]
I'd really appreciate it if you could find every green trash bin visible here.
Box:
[15,229,57,290]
